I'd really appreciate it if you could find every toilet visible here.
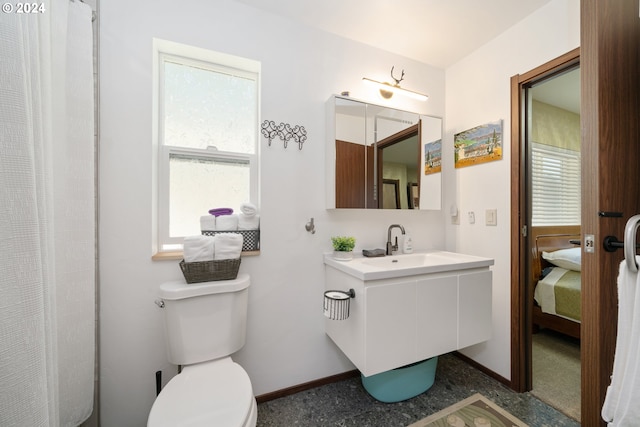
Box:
[148,273,257,427]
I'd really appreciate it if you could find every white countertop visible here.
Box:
[324,250,494,281]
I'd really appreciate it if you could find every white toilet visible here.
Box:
[148,273,257,427]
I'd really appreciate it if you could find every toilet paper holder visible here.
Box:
[323,288,355,320]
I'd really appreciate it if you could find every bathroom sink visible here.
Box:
[324,250,494,280]
[361,252,473,268]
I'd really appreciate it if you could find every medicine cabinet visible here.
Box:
[326,95,442,210]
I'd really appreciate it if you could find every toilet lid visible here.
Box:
[148,358,254,427]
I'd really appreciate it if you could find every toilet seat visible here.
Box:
[148,358,256,427]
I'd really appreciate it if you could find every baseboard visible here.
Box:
[256,354,512,404]
[255,369,360,404]
[453,351,512,389]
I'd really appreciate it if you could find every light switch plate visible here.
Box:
[486,209,497,226]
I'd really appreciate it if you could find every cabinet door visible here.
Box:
[458,270,492,349]
[365,280,416,375]
[416,275,458,360]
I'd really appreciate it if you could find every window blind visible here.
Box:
[531,142,581,226]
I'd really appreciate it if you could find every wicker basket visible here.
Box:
[201,230,260,251]
[179,258,241,284]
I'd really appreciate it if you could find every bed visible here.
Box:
[530,225,581,339]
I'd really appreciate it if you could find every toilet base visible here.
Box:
[245,397,257,427]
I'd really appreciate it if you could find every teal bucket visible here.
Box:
[361,357,438,403]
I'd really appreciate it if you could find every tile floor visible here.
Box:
[256,353,581,426]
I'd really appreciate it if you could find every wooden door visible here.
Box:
[335,140,366,208]
[581,0,640,425]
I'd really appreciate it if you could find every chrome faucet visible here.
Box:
[386,224,406,255]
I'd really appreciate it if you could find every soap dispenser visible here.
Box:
[403,234,413,254]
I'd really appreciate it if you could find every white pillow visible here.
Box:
[542,247,581,271]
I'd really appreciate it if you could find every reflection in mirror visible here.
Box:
[326,95,442,210]
[333,98,369,208]
[419,116,443,210]
[377,123,419,209]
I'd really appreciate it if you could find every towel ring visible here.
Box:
[624,214,640,273]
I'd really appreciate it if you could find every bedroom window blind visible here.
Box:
[531,142,581,226]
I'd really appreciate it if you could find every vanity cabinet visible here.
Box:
[324,265,492,377]
[458,270,493,348]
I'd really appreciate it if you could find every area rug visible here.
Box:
[408,393,528,427]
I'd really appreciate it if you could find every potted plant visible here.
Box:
[331,236,356,261]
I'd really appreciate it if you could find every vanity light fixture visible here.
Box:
[362,66,429,101]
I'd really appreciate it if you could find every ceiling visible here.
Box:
[234,0,553,68]
[234,0,579,114]
[531,67,580,114]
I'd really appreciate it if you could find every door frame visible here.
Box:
[512,3,639,425]
[510,47,580,393]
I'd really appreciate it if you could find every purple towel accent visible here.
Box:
[208,208,234,217]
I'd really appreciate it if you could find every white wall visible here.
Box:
[100,0,581,424]
[99,1,445,425]
[443,0,580,379]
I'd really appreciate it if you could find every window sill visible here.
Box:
[152,250,260,261]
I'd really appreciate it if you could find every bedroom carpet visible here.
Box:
[531,330,581,421]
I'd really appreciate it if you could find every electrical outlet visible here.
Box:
[486,209,497,226]
[468,211,475,224]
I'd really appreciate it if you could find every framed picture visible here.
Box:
[424,139,442,175]
[454,120,503,168]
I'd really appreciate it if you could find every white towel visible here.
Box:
[602,257,640,425]
[238,213,260,230]
[213,233,243,260]
[216,214,239,231]
[240,202,258,216]
[183,235,215,263]
[200,214,216,231]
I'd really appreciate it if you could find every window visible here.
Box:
[153,40,260,253]
[531,142,580,226]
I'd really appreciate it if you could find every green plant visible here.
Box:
[331,236,356,252]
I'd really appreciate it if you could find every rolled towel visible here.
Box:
[183,235,215,263]
[214,233,244,260]
[208,207,234,217]
[200,214,216,231]
[240,202,258,216]
[216,214,239,231]
[238,213,260,230]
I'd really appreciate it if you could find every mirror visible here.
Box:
[326,95,442,210]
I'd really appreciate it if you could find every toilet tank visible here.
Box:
[158,274,250,366]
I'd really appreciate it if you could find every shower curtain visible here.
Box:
[0,1,96,426]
